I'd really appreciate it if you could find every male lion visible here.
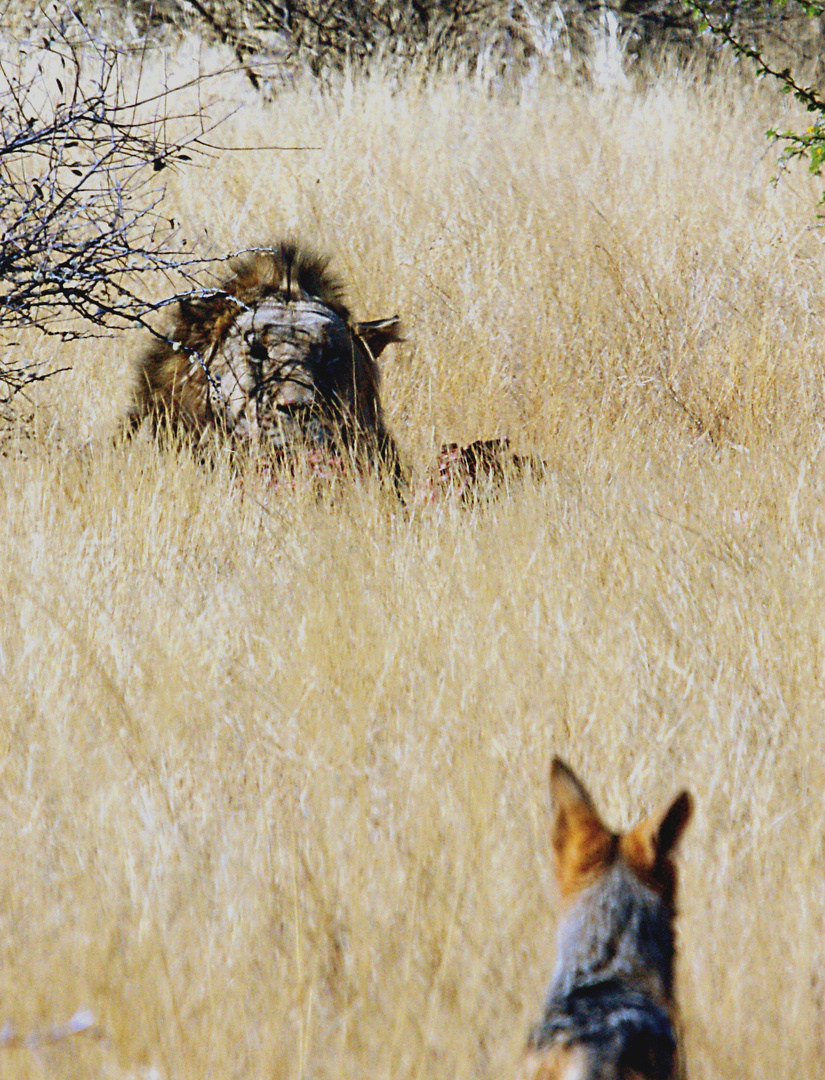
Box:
[126,241,404,482]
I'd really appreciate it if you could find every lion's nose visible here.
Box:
[274,379,315,409]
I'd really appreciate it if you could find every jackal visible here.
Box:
[517,759,693,1080]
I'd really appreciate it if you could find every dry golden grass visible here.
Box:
[1,37,825,1080]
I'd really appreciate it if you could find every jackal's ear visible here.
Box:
[549,758,615,898]
[550,758,597,818]
[653,790,693,859]
[355,316,404,359]
[629,790,693,863]
[621,790,693,905]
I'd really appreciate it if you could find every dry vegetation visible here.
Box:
[1,27,825,1080]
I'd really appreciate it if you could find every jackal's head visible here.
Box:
[549,758,692,912]
[548,758,692,1010]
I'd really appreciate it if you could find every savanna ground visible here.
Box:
[1,23,824,1080]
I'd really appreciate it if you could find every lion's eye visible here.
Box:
[247,338,268,364]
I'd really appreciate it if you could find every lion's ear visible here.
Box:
[355,316,404,359]
[178,296,211,323]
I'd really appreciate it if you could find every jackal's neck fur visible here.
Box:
[550,862,675,1008]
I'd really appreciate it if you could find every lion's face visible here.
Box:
[129,242,403,479]
[211,298,365,450]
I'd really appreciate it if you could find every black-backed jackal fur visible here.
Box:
[517,759,693,1080]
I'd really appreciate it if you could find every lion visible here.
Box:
[126,241,404,483]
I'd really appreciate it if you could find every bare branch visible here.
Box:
[0,3,230,411]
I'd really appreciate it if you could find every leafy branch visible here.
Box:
[686,0,825,182]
